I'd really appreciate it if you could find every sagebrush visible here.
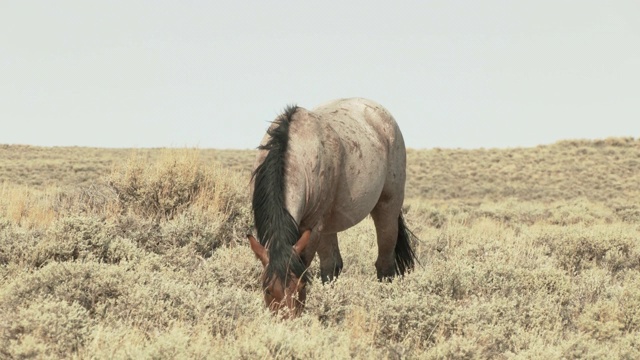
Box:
[1,140,639,359]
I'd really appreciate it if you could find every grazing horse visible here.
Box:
[247,97,417,317]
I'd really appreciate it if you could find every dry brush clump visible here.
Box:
[104,150,253,261]
[1,149,252,267]
[0,149,257,358]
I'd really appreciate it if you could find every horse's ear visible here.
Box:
[248,234,268,266]
[293,230,311,256]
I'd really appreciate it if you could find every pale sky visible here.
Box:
[1,1,638,150]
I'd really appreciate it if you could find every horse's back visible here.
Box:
[254,98,407,233]
[313,98,401,141]
[314,97,406,170]
[310,98,407,232]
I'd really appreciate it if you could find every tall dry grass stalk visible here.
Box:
[0,183,56,229]
[107,149,245,216]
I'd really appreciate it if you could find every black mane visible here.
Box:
[252,105,311,287]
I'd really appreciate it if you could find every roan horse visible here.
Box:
[247,97,417,317]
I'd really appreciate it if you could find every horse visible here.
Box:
[247,97,417,317]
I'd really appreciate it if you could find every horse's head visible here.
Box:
[247,230,311,318]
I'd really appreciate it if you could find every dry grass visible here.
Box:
[406,137,640,206]
[0,145,255,188]
[1,138,639,359]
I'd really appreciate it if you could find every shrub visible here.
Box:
[0,296,93,359]
[32,215,113,267]
[107,150,207,220]
[107,149,252,248]
[535,225,640,275]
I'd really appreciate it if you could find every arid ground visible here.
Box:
[1,138,639,359]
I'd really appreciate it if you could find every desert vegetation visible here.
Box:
[1,138,639,358]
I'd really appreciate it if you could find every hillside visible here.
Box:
[2,138,639,206]
[406,137,640,205]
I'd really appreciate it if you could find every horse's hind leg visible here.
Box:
[316,233,343,283]
[370,197,401,280]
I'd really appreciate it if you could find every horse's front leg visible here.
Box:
[316,232,343,283]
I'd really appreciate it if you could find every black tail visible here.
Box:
[395,213,418,275]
